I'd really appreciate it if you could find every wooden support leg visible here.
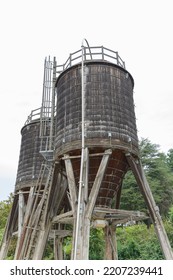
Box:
[18,191,25,236]
[86,149,112,219]
[80,216,90,260]
[54,236,58,260]
[14,191,25,259]
[0,196,18,259]
[111,227,118,260]
[126,153,173,260]
[104,225,118,260]
[64,155,78,259]
[75,148,89,260]
[80,149,112,260]
[32,172,67,260]
[64,155,77,214]
[32,224,51,260]
[54,236,63,260]
[71,217,77,260]
[64,149,112,260]
[0,241,10,260]
[15,186,35,259]
[0,215,12,259]
[57,238,63,260]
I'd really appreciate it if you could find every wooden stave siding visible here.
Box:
[55,61,138,157]
[54,61,139,207]
[71,149,129,207]
[15,120,46,190]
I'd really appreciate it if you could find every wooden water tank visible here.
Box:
[55,60,138,207]
[55,61,138,156]
[15,120,45,190]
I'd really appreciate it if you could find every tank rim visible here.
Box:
[55,60,134,88]
[20,118,41,133]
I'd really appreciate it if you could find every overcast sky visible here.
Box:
[0,0,173,201]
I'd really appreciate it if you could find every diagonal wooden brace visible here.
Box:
[64,155,77,215]
[85,149,112,219]
[125,153,173,260]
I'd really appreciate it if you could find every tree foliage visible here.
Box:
[89,228,105,259]
[0,194,13,229]
[117,224,164,259]
[121,138,173,216]
[167,149,173,172]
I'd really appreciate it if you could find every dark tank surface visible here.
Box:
[55,61,138,157]
[54,60,138,207]
[71,149,128,207]
[15,120,45,190]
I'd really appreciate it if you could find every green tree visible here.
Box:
[121,138,173,216]
[167,149,173,172]
[117,224,164,260]
[89,228,105,259]
[141,140,173,216]
[168,206,173,223]
[120,170,146,212]
[0,194,13,229]
[0,195,16,259]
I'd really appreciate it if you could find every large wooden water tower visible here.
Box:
[0,40,173,260]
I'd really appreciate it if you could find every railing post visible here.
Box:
[69,54,72,67]
[84,47,86,61]
[116,52,119,66]
[102,46,104,60]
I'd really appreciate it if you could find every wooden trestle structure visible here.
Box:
[1,42,173,260]
[1,149,173,260]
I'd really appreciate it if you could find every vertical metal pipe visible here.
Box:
[49,57,56,150]
[81,41,85,152]
[73,39,86,259]
[73,39,92,259]
[40,58,46,138]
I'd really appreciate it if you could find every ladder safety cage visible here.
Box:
[40,56,57,157]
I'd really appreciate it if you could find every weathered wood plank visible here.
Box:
[64,155,77,214]
[49,230,72,239]
[104,225,118,260]
[85,149,112,219]
[52,210,73,223]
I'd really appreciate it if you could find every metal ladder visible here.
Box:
[19,56,57,259]
[15,163,55,259]
[40,56,56,156]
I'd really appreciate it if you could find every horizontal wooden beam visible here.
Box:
[52,210,73,223]
[61,150,112,160]
[94,207,146,217]
[49,230,72,239]
[93,207,147,223]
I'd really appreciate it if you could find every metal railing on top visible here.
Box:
[24,107,41,125]
[24,46,125,127]
[56,46,125,74]
[24,106,56,125]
